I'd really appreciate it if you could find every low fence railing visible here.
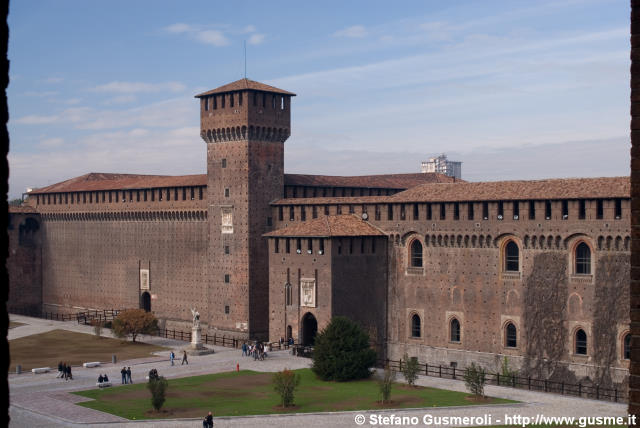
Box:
[382,358,627,404]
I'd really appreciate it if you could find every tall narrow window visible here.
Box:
[199,187,203,200]
[230,92,234,107]
[624,333,631,360]
[427,203,432,220]
[410,240,423,267]
[204,97,209,111]
[575,329,587,355]
[575,242,591,274]
[307,239,313,254]
[411,314,421,338]
[312,206,318,219]
[213,96,217,109]
[285,239,290,253]
[505,323,517,347]
[545,201,552,219]
[400,205,406,220]
[579,200,586,219]
[497,201,504,219]
[615,199,622,219]
[453,203,460,220]
[296,238,301,253]
[275,239,279,253]
[440,203,446,220]
[221,94,225,108]
[505,241,519,271]
[468,203,474,220]
[319,239,324,254]
[278,206,283,221]
[375,205,381,221]
[167,188,171,201]
[253,92,257,106]
[238,92,243,105]
[529,200,535,219]
[596,200,604,219]
[482,202,488,220]
[562,200,569,219]
[289,207,295,221]
[450,318,461,342]
[301,207,306,221]
[221,158,227,168]
[513,201,519,220]
[388,205,393,220]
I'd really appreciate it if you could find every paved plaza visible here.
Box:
[8,315,629,427]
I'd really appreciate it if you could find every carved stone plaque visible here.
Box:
[300,278,316,308]
[140,269,150,290]
[221,207,233,234]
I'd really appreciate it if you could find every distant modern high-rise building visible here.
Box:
[420,154,462,179]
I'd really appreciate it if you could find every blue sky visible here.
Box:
[7,0,630,197]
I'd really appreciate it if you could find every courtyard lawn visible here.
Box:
[74,368,515,420]
[9,329,167,371]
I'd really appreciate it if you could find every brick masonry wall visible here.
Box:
[7,212,42,314]
[39,216,208,327]
[630,0,639,416]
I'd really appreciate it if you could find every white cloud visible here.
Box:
[13,114,59,125]
[243,25,256,33]
[165,23,192,34]
[40,77,64,84]
[24,90,58,97]
[194,30,229,46]
[248,33,265,45]
[103,94,137,105]
[332,25,368,38]
[91,81,186,93]
[164,23,229,46]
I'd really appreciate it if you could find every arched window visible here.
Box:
[575,242,591,275]
[411,314,421,338]
[575,329,587,355]
[505,323,517,348]
[505,241,519,271]
[410,240,423,267]
[624,333,631,360]
[450,318,461,342]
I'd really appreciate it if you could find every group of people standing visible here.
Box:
[120,366,132,384]
[56,362,72,380]
[241,342,269,360]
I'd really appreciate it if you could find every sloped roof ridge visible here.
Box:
[195,78,296,98]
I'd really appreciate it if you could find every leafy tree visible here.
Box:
[311,316,377,381]
[9,198,23,206]
[112,309,158,343]
[378,364,395,404]
[272,369,301,407]
[463,362,487,397]
[147,375,168,412]
[401,353,419,386]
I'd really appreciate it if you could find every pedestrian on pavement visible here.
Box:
[66,364,72,381]
[241,342,247,357]
[121,367,127,384]
[126,367,132,384]
[170,350,175,366]
[181,350,188,365]
[203,411,213,427]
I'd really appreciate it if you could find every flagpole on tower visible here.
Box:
[244,40,247,79]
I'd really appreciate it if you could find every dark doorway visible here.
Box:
[301,313,317,346]
[141,292,151,312]
[287,325,292,341]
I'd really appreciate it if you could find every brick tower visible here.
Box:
[196,78,295,339]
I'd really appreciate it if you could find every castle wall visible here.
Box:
[39,214,208,329]
[8,211,42,314]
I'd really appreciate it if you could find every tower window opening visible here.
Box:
[497,201,504,219]
[468,203,474,220]
[230,92,234,107]
[545,201,552,219]
[482,202,488,220]
[575,242,591,275]
[411,314,421,338]
[319,239,324,254]
[286,238,290,253]
[579,200,586,219]
[505,323,517,348]
[274,239,279,253]
[388,205,393,220]
[454,202,460,220]
[410,240,423,267]
[505,241,519,271]
[440,203,446,220]
[575,329,587,355]
[529,200,535,219]
[615,198,622,219]
[562,200,568,219]
[596,199,603,219]
[213,96,217,109]
[221,94,225,108]
[308,239,313,254]
[427,203,432,220]
[253,92,257,106]
[281,96,285,110]
[290,207,295,221]
[204,97,209,111]
[296,238,302,253]
[413,204,419,220]
[513,201,519,219]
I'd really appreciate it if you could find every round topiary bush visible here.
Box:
[311,316,377,381]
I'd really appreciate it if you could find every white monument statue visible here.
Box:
[190,307,204,350]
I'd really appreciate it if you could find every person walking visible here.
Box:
[66,364,72,381]
[241,342,247,357]
[126,367,132,384]
[204,411,214,427]
[181,350,188,365]
[121,367,127,384]
[56,361,64,378]
[170,351,175,366]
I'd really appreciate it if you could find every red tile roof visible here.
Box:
[195,78,296,98]
[272,196,390,206]
[284,172,456,188]
[30,173,207,194]
[390,176,630,202]
[264,215,386,238]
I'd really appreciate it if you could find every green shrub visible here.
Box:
[463,362,486,397]
[147,376,168,412]
[272,369,301,407]
[378,364,395,404]
[401,353,419,386]
[311,316,377,381]
[498,356,518,386]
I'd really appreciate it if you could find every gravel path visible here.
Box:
[8,314,629,427]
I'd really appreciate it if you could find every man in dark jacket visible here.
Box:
[121,367,127,384]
